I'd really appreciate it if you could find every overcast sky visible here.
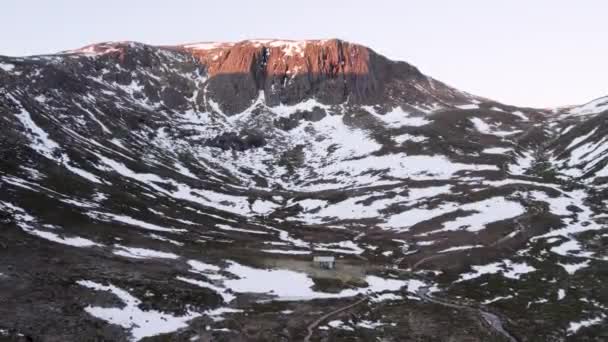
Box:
[2,0,606,108]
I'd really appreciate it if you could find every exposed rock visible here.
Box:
[274,107,327,131]
[177,39,474,114]
[205,130,267,151]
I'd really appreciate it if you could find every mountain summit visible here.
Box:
[63,39,478,114]
[176,39,475,113]
[0,40,607,341]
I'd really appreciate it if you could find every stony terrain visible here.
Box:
[0,39,606,341]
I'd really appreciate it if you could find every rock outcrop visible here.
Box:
[49,39,477,115]
[176,39,473,114]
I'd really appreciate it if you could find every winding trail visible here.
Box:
[303,295,369,342]
[411,254,442,270]
[412,217,527,270]
[416,287,518,342]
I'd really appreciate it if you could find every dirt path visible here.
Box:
[416,287,518,342]
[412,217,527,270]
[411,254,442,270]
[303,295,369,342]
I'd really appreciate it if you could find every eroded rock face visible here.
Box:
[177,39,471,114]
[35,40,475,116]
[274,106,327,131]
[205,130,267,151]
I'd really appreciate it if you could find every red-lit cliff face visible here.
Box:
[175,39,473,114]
[56,39,477,115]
[183,39,373,77]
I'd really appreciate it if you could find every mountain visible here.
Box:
[0,39,606,341]
[175,39,478,113]
[550,96,608,183]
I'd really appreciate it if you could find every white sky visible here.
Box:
[1,0,606,108]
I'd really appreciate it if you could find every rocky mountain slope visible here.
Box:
[0,39,606,341]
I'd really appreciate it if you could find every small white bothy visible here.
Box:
[313,256,335,269]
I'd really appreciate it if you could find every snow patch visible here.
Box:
[78,280,200,341]
[113,245,179,260]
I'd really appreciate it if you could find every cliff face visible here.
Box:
[177,39,467,114]
[52,40,474,115]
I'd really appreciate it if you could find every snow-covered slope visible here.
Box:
[548,95,608,184]
[0,40,606,341]
[568,95,608,116]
